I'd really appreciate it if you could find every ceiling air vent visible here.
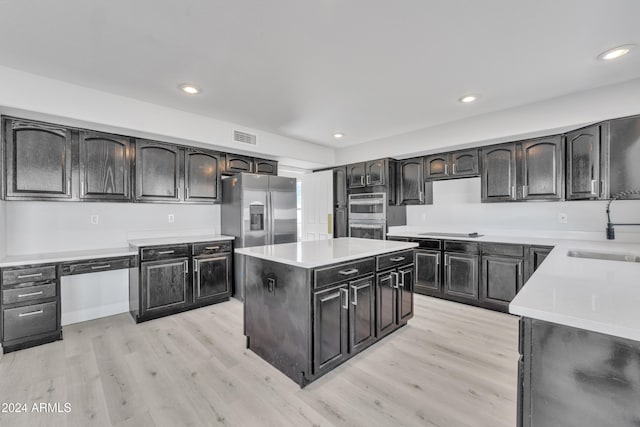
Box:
[234,130,257,145]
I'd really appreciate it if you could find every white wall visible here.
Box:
[0,200,6,258]
[336,78,640,164]
[4,201,219,254]
[407,178,640,236]
[0,65,334,170]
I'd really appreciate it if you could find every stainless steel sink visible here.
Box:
[567,250,640,263]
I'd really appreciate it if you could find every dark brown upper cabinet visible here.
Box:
[253,158,278,176]
[398,157,432,205]
[134,140,182,202]
[4,118,72,200]
[347,160,388,189]
[481,137,563,202]
[184,149,221,203]
[519,136,563,201]
[79,131,131,201]
[224,154,253,174]
[481,144,518,202]
[566,125,604,200]
[425,149,479,180]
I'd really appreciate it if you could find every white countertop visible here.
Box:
[510,240,640,341]
[128,234,235,248]
[235,238,418,268]
[0,247,138,268]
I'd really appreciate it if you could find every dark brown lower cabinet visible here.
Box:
[313,284,349,375]
[348,276,375,353]
[193,253,231,305]
[141,258,189,314]
[415,249,441,296]
[481,255,524,312]
[376,263,414,338]
[443,252,479,302]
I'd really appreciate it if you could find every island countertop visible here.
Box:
[235,237,418,268]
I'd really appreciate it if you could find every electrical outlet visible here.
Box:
[168,214,175,223]
[559,213,568,224]
[90,215,99,225]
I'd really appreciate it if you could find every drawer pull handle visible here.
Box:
[17,273,43,279]
[338,268,359,276]
[390,257,405,262]
[91,264,111,270]
[18,291,44,298]
[205,246,220,250]
[157,250,175,255]
[18,309,44,317]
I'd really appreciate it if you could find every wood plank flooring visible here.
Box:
[0,295,519,427]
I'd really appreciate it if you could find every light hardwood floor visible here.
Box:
[0,295,519,427]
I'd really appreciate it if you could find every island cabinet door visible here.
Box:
[313,284,349,375]
[376,270,398,338]
[348,276,375,354]
[397,264,414,323]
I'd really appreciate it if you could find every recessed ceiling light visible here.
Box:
[598,45,634,61]
[459,95,478,104]
[333,132,345,139]
[179,84,201,94]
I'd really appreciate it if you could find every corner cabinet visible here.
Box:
[397,157,432,205]
[79,131,131,201]
[4,118,72,200]
[134,140,182,202]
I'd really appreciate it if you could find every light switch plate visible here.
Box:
[90,215,99,225]
[168,214,175,223]
[559,213,568,224]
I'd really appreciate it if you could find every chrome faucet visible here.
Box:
[606,190,640,240]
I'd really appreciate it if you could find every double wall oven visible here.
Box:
[348,193,387,240]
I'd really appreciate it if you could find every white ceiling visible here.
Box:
[1,0,639,148]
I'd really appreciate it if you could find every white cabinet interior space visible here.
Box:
[301,170,333,241]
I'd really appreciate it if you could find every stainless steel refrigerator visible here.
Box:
[221,173,297,300]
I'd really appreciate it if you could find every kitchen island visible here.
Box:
[236,237,418,387]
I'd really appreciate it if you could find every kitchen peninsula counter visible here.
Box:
[239,237,417,386]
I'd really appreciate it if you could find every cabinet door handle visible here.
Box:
[390,257,405,262]
[419,191,423,202]
[341,288,349,309]
[157,250,175,255]
[522,185,529,198]
[511,186,516,199]
[91,264,111,270]
[18,291,44,298]
[391,272,399,289]
[184,260,189,274]
[19,309,44,317]
[194,259,198,272]
[351,286,358,306]
[186,187,190,200]
[591,179,597,195]
[398,271,405,288]
[81,181,85,196]
[444,164,448,175]
[17,273,43,279]
[366,175,371,185]
[452,163,456,175]
[338,268,359,276]
[360,175,365,186]
[205,246,220,251]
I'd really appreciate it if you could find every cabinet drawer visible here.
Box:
[314,258,375,289]
[2,265,57,286]
[483,243,525,257]
[3,282,56,305]
[61,257,131,276]
[3,302,58,342]
[376,250,414,271]
[413,238,441,250]
[444,240,480,254]
[141,245,189,261]
[193,241,232,256]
